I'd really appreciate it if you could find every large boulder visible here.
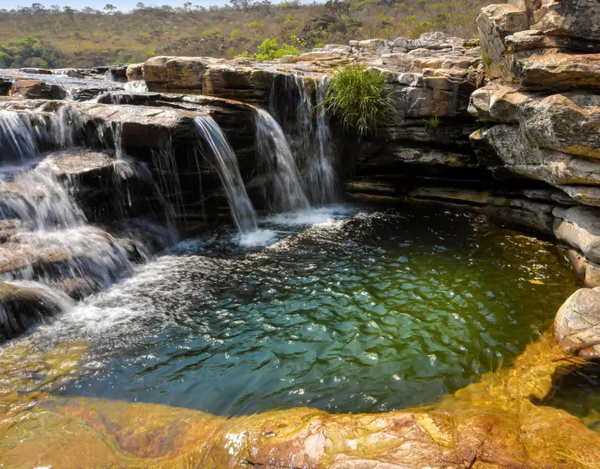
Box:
[144,56,217,93]
[555,287,600,358]
[478,3,529,79]
[126,63,144,81]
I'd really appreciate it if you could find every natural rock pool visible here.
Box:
[6,206,578,418]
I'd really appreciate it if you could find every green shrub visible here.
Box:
[247,20,264,30]
[245,38,303,60]
[230,29,243,40]
[322,64,394,136]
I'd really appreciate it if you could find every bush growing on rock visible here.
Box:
[236,37,304,60]
[322,64,394,136]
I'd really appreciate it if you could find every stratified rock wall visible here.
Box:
[470,0,600,287]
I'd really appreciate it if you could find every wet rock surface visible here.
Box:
[13,78,67,100]
[0,281,73,341]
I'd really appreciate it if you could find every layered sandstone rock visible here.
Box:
[470,0,600,285]
[478,0,600,86]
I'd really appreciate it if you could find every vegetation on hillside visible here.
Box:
[0,0,495,68]
[0,36,63,68]
[322,64,394,135]
[236,36,304,60]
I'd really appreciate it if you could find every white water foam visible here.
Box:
[237,229,277,247]
[124,81,149,93]
[263,205,355,227]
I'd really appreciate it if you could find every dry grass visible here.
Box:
[0,0,496,67]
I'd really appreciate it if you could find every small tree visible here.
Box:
[325,0,353,21]
[104,4,117,14]
[230,0,253,9]
[63,5,75,22]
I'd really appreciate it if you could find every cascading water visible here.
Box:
[0,105,86,167]
[1,158,135,291]
[0,107,178,338]
[194,115,258,233]
[0,110,43,164]
[290,75,339,205]
[150,137,187,219]
[310,78,338,204]
[124,81,149,93]
[254,108,310,212]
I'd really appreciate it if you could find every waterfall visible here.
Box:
[291,75,339,206]
[0,106,87,167]
[254,108,310,212]
[0,164,86,229]
[124,81,149,93]
[0,110,43,164]
[0,107,178,333]
[194,115,258,233]
[0,162,136,294]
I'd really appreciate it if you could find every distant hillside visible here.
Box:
[0,0,495,68]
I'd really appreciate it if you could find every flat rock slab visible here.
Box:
[14,78,67,100]
[555,287,600,358]
[516,52,600,91]
[46,149,116,176]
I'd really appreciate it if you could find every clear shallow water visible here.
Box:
[550,364,600,432]
[8,206,578,415]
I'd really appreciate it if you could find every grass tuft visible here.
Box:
[423,114,440,128]
[321,64,394,136]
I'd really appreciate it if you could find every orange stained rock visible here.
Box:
[1,334,599,469]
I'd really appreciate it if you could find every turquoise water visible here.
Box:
[25,206,578,415]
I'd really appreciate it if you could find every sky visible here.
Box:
[0,0,234,10]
